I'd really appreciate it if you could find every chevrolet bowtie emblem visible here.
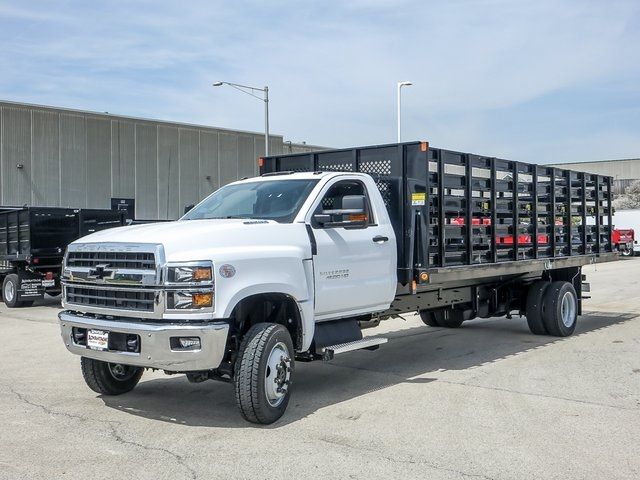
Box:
[88,263,114,280]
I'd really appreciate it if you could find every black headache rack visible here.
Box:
[261,141,616,291]
[0,206,126,267]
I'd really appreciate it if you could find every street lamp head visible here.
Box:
[212,81,224,87]
[398,81,413,87]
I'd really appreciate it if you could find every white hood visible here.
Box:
[73,219,312,262]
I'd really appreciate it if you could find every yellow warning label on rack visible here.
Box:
[411,192,426,206]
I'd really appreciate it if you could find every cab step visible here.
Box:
[322,337,388,361]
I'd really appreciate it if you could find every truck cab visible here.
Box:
[60,171,396,423]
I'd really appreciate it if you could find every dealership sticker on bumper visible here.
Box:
[87,330,109,351]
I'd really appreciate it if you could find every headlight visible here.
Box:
[167,291,213,309]
[166,264,213,283]
[164,262,214,312]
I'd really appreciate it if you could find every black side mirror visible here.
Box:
[184,204,195,215]
[313,195,368,228]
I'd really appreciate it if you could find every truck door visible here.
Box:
[310,178,396,319]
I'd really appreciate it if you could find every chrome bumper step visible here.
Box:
[322,337,388,361]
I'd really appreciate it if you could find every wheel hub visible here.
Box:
[560,291,576,328]
[264,342,291,407]
[4,281,15,303]
[108,363,137,381]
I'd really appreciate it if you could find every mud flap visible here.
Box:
[17,273,46,302]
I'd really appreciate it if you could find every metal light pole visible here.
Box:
[213,81,270,156]
[397,81,413,142]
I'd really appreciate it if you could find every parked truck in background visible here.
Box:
[0,207,125,307]
[613,208,640,256]
[57,142,617,424]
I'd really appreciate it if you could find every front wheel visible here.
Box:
[80,357,143,395]
[234,323,294,424]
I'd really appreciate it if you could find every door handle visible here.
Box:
[372,235,389,243]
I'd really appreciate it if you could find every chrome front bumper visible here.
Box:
[59,311,229,372]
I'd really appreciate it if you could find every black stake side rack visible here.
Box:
[261,141,615,287]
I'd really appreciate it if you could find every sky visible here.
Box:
[0,0,639,163]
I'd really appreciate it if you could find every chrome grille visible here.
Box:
[67,251,155,270]
[66,285,155,312]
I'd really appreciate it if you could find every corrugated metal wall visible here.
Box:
[0,101,321,220]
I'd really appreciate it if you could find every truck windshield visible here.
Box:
[182,179,319,223]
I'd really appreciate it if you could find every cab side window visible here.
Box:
[314,180,373,227]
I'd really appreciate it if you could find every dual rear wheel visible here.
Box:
[419,308,464,328]
[2,274,34,308]
[526,281,578,337]
[418,280,578,338]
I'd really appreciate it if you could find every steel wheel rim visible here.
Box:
[560,291,576,328]
[264,341,291,407]
[4,281,15,303]
[108,363,137,381]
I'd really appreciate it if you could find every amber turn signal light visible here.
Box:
[348,214,368,222]
[193,292,213,307]
[193,267,212,281]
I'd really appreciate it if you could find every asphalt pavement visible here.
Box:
[1,259,639,479]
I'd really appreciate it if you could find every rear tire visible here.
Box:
[234,323,294,424]
[525,281,549,335]
[419,310,440,327]
[3,274,21,308]
[542,281,578,337]
[421,308,464,328]
[80,357,143,395]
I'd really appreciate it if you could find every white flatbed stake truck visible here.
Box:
[58,142,617,424]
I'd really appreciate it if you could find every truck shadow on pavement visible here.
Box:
[100,310,637,428]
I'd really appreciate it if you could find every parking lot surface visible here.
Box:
[1,259,639,480]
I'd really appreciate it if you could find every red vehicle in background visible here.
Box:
[613,228,635,256]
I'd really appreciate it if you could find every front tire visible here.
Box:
[80,357,143,395]
[542,281,578,337]
[234,323,294,424]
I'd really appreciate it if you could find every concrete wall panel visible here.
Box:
[199,130,219,199]
[552,159,640,180]
[179,129,199,213]
[0,101,295,219]
[219,133,238,187]
[1,107,32,205]
[111,121,135,198]
[238,135,255,179]
[31,109,60,206]
[157,125,179,220]
[134,124,158,219]
[60,114,86,207]
[86,118,111,208]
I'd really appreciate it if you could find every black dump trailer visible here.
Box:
[261,141,617,334]
[0,207,125,307]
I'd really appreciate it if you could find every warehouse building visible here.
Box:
[551,158,640,195]
[0,100,322,220]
